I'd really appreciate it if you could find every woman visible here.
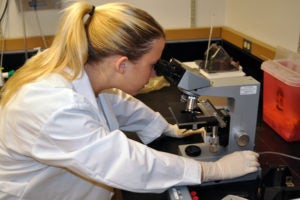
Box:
[0,2,259,200]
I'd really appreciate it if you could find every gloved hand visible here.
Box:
[164,124,205,138]
[201,150,260,182]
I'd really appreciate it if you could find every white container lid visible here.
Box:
[261,59,300,87]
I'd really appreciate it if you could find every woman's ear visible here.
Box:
[116,56,128,74]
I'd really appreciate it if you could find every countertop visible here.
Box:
[120,85,300,200]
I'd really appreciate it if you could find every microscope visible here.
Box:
[155,46,261,185]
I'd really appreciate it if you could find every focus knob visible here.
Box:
[235,131,250,147]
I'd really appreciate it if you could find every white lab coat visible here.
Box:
[0,71,201,200]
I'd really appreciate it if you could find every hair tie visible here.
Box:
[89,5,95,17]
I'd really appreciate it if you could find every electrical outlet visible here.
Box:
[17,0,61,11]
[243,39,252,52]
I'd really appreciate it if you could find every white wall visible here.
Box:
[3,0,225,36]
[2,0,299,52]
[225,0,300,52]
[195,0,225,27]
[3,0,59,38]
[2,0,195,38]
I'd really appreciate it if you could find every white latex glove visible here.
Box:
[164,124,206,138]
[201,150,260,182]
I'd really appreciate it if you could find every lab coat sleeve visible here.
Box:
[99,89,170,144]
[34,101,201,193]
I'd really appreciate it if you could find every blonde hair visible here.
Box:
[0,1,165,106]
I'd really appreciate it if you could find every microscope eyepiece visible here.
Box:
[154,58,186,85]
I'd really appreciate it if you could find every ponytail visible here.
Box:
[0,1,93,106]
[0,2,165,107]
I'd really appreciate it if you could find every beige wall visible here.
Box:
[225,0,300,52]
[1,0,299,52]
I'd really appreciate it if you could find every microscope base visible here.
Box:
[178,143,261,185]
[178,143,227,162]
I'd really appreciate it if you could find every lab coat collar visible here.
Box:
[71,70,98,110]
